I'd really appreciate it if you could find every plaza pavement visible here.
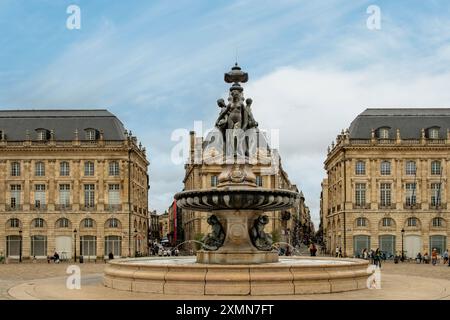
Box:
[1,260,449,300]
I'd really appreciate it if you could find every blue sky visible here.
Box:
[2,1,450,227]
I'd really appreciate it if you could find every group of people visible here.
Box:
[415,249,449,266]
[360,248,383,267]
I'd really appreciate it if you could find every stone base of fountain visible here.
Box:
[103,256,372,296]
[197,210,278,264]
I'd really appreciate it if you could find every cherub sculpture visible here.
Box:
[202,215,225,251]
[250,215,273,251]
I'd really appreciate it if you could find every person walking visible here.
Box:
[374,248,382,268]
[310,243,317,257]
[338,247,343,258]
[431,248,438,266]
[335,246,339,258]
[443,249,449,265]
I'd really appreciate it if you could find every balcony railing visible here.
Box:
[403,203,421,210]
[378,204,396,210]
[353,203,371,209]
[107,204,122,212]
[32,204,47,211]
[55,204,72,211]
[81,205,96,211]
[6,205,23,211]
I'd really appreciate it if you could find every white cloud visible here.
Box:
[246,65,450,227]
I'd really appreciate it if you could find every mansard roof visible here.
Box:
[349,108,450,139]
[0,109,126,141]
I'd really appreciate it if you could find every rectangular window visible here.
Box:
[355,183,366,206]
[60,162,70,176]
[405,183,416,207]
[431,183,441,207]
[10,184,21,208]
[59,184,70,207]
[380,161,391,175]
[211,175,218,187]
[84,161,94,176]
[35,162,45,176]
[380,183,392,207]
[405,161,416,175]
[431,161,441,175]
[109,161,120,176]
[11,162,20,176]
[108,184,120,206]
[256,175,263,187]
[34,184,46,208]
[355,161,366,175]
[84,184,95,208]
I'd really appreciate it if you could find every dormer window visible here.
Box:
[378,127,390,139]
[36,129,49,141]
[428,127,440,139]
[85,128,98,141]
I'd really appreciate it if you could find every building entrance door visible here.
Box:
[404,235,422,258]
[55,236,72,259]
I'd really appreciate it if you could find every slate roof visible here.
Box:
[0,109,126,141]
[348,108,450,139]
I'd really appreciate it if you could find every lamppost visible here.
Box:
[73,229,77,262]
[401,228,405,262]
[134,229,138,257]
[19,228,22,263]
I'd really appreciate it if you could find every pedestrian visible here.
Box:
[335,246,339,257]
[442,249,449,265]
[373,248,382,268]
[309,243,317,256]
[338,247,343,258]
[362,248,368,260]
[431,248,438,266]
[108,252,114,260]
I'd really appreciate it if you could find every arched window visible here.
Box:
[382,217,394,227]
[407,217,418,227]
[107,218,119,228]
[56,218,70,228]
[356,217,367,227]
[33,218,45,228]
[35,162,45,176]
[378,128,390,139]
[432,217,444,227]
[109,161,119,176]
[428,127,440,139]
[83,218,94,228]
[36,129,49,141]
[85,129,98,141]
[8,218,20,228]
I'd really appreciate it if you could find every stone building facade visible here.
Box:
[182,131,314,249]
[0,110,149,260]
[322,108,450,258]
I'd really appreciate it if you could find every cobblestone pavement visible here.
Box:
[1,260,449,300]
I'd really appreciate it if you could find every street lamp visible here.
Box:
[401,228,405,262]
[73,229,77,262]
[19,228,22,263]
[134,229,138,257]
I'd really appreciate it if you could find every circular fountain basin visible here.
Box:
[103,256,371,296]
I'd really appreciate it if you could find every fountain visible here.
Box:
[103,64,371,295]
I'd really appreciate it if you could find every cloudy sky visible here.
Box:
[2,1,450,227]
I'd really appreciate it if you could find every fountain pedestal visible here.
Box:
[196,210,279,264]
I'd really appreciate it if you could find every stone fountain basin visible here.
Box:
[103,256,371,296]
[174,188,299,212]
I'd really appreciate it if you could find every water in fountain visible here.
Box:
[271,242,302,256]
